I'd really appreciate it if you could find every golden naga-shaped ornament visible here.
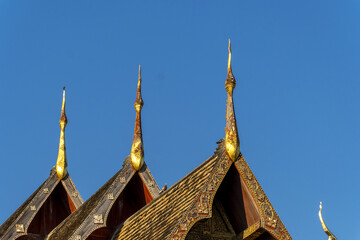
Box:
[225,39,240,161]
[319,202,337,240]
[56,87,68,180]
[130,65,145,171]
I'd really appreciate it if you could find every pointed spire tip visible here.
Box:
[131,67,144,171]
[56,88,68,180]
[135,65,144,112]
[228,39,232,72]
[224,40,240,161]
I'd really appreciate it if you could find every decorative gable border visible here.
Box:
[169,148,231,240]
[1,169,83,240]
[169,147,291,240]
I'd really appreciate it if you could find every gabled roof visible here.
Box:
[111,139,291,240]
[110,42,291,240]
[0,168,83,240]
[0,88,84,240]
[47,157,160,240]
[47,66,161,240]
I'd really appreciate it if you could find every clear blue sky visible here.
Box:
[1,1,359,239]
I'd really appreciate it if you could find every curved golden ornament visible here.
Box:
[319,202,337,240]
[130,65,145,171]
[225,39,240,161]
[56,87,68,180]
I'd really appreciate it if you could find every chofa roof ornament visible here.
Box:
[225,39,240,162]
[56,87,68,180]
[319,202,337,240]
[130,65,145,171]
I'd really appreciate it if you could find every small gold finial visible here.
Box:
[228,39,232,72]
[225,39,236,94]
[224,40,240,161]
[130,65,145,171]
[319,202,337,240]
[134,65,144,112]
[56,87,68,180]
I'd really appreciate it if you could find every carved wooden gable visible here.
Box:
[0,168,83,240]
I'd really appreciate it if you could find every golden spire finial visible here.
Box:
[130,65,145,171]
[224,40,240,161]
[319,202,337,240]
[228,39,232,72]
[56,87,68,180]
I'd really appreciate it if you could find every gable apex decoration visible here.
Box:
[46,69,160,240]
[0,87,84,240]
[225,39,240,162]
[131,65,145,171]
[56,87,68,180]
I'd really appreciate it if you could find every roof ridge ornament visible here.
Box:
[225,39,240,162]
[319,202,337,240]
[130,65,145,171]
[56,87,68,180]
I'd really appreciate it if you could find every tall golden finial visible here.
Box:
[130,65,145,171]
[319,202,337,240]
[225,39,240,161]
[56,87,68,180]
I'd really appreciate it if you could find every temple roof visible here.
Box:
[0,88,83,240]
[1,43,292,240]
[0,168,83,239]
[110,139,291,240]
[47,67,161,240]
[110,42,291,239]
[111,141,223,240]
[0,177,46,239]
[47,158,160,240]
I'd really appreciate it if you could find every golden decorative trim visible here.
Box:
[225,40,240,162]
[119,177,126,183]
[56,87,68,180]
[93,214,103,224]
[319,202,337,240]
[169,150,291,240]
[131,65,145,171]
[15,224,24,233]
